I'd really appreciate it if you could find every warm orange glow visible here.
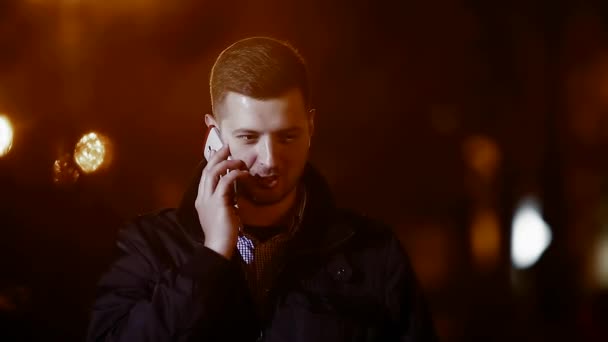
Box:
[463,135,501,181]
[0,115,13,157]
[74,132,110,173]
[470,209,501,270]
[405,223,450,290]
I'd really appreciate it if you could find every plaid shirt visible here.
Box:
[236,185,307,310]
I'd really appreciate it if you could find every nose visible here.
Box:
[256,135,278,168]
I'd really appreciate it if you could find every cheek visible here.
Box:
[231,140,309,169]
[237,154,257,169]
[227,145,256,168]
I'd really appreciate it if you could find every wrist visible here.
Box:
[204,237,235,260]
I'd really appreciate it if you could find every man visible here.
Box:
[88,37,438,341]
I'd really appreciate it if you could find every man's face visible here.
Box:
[210,88,313,206]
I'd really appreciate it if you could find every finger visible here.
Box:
[215,169,249,204]
[200,145,231,196]
[205,159,248,195]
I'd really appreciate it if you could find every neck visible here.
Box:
[237,187,299,227]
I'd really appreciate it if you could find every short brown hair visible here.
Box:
[209,37,310,115]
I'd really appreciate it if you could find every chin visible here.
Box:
[248,190,287,206]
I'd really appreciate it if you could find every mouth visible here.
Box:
[254,175,279,189]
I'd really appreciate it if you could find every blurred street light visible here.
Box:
[0,115,14,157]
[511,196,553,269]
[74,132,111,173]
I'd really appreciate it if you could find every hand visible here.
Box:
[195,145,249,259]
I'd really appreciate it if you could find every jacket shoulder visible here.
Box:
[118,208,180,244]
[114,208,189,268]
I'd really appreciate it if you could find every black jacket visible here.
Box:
[87,163,438,341]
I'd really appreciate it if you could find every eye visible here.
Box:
[237,134,257,143]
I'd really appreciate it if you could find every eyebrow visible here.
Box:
[232,127,304,135]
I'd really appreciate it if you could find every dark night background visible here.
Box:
[1,0,608,341]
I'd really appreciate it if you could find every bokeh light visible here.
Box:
[0,115,14,157]
[511,196,553,269]
[462,135,501,182]
[74,132,110,173]
[53,153,80,185]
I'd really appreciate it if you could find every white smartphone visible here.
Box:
[203,126,224,161]
[203,125,238,206]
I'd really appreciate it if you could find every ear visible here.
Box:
[308,108,316,138]
[205,114,218,128]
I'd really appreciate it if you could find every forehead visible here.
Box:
[217,89,308,130]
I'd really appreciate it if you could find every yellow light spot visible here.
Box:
[0,115,14,157]
[74,132,110,173]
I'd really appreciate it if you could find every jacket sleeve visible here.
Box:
[86,223,242,341]
[384,235,440,342]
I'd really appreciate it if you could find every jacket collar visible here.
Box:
[176,160,355,255]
